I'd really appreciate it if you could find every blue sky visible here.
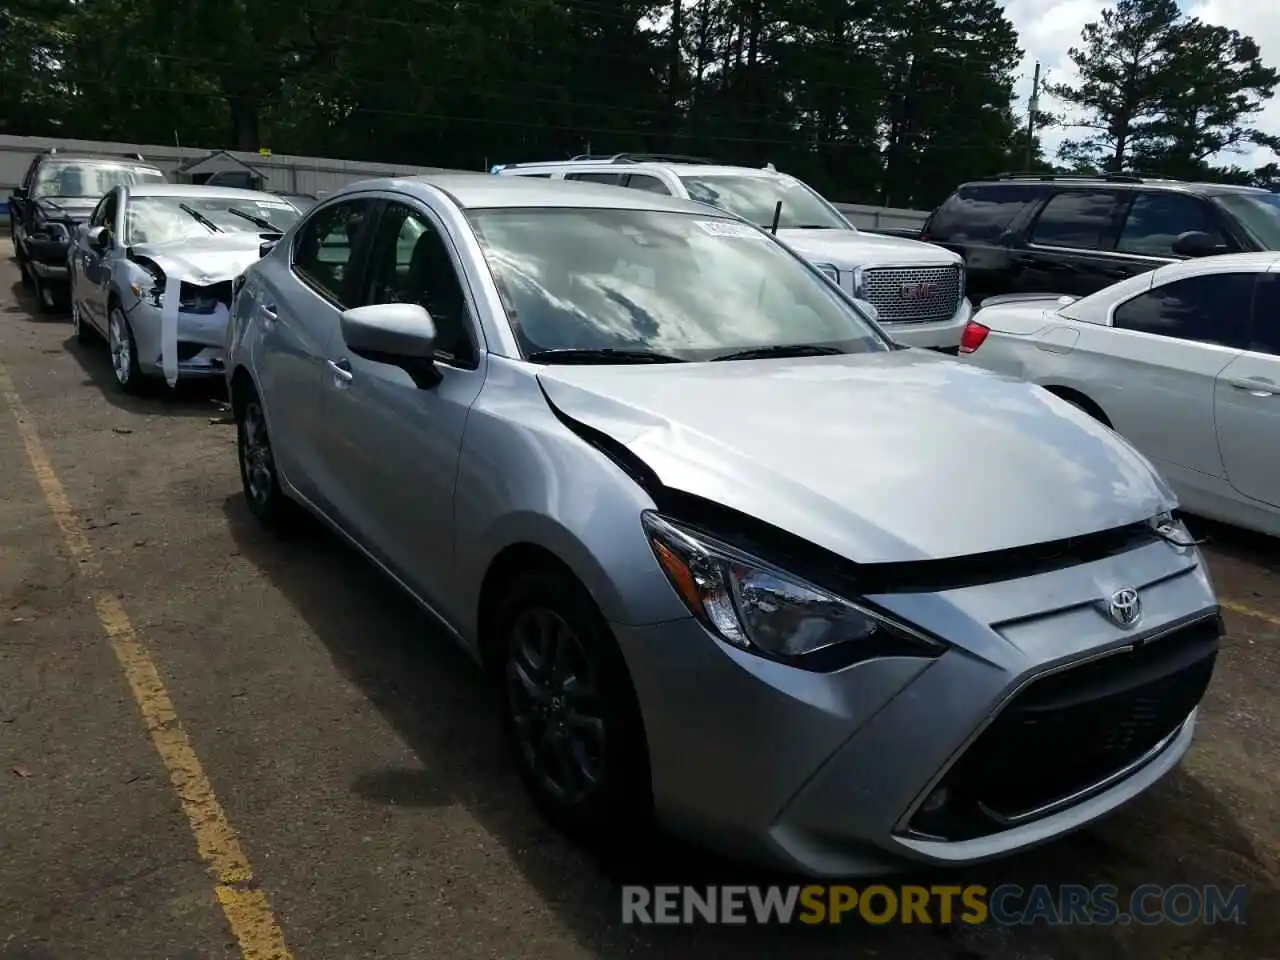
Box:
[1002,0,1280,169]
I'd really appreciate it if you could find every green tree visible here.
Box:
[1048,0,1279,178]
[1133,22,1280,179]
[1044,0,1184,172]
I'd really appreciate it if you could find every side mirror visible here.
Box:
[88,225,110,251]
[11,186,26,200]
[339,302,440,388]
[259,238,278,258]
[1171,230,1225,258]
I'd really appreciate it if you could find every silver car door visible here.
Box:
[319,197,486,608]
[252,195,379,512]
[81,189,119,329]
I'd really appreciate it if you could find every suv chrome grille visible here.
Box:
[861,264,962,324]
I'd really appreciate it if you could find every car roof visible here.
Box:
[956,175,1271,197]
[125,183,290,202]
[334,172,741,216]
[1151,250,1280,282]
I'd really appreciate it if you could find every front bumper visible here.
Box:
[880,296,972,351]
[25,235,72,270]
[613,536,1219,877]
[126,297,230,380]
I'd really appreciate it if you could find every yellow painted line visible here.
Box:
[1221,599,1280,629]
[0,363,292,960]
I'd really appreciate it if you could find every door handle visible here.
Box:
[1228,378,1276,397]
[327,358,353,387]
[260,303,278,325]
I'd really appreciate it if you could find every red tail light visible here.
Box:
[958,321,990,354]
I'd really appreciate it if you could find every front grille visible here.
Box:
[907,614,1221,841]
[861,264,962,323]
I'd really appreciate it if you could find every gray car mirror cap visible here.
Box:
[89,225,110,249]
[339,302,441,388]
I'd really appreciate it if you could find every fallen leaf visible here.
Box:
[12,767,31,778]
[112,426,133,435]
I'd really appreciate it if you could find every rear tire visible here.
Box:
[494,566,653,853]
[70,298,93,343]
[235,383,295,531]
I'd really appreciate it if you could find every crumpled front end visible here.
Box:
[122,258,237,381]
[119,238,264,383]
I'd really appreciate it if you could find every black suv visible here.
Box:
[9,148,166,311]
[919,173,1280,304]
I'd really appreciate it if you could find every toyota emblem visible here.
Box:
[1106,587,1142,628]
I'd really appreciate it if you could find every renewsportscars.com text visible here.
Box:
[620,883,1248,926]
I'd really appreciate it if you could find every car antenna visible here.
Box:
[770,201,782,235]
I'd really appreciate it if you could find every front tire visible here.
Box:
[107,303,145,395]
[235,385,294,530]
[494,567,652,850]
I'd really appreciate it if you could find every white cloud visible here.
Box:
[1001,0,1280,170]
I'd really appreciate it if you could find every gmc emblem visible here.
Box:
[900,281,933,300]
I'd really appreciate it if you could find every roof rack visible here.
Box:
[44,146,149,163]
[985,170,1145,184]
[567,152,717,165]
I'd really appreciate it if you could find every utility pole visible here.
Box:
[1024,61,1041,170]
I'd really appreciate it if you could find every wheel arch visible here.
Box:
[1041,383,1112,428]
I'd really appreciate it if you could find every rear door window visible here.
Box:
[925,184,1036,242]
[565,172,625,185]
[1117,192,1228,258]
[1112,272,1256,348]
[1030,190,1124,250]
[625,174,671,195]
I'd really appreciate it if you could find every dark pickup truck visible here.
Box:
[10,148,167,311]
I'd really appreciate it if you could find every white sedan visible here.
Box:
[957,251,1280,538]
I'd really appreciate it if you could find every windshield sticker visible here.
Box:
[693,219,766,239]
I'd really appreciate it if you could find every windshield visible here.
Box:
[33,161,165,199]
[466,208,887,361]
[1214,192,1280,248]
[678,174,851,230]
[124,195,301,245]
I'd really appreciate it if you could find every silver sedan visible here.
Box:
[225,173,1222,876]
[68,183,302,393]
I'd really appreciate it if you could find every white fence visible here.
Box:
[0,133,931,230]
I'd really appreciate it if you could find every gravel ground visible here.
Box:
[1,238,1276,959]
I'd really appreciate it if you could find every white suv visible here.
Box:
[494,154,972,350]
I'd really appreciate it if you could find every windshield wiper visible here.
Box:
[525,347,686,364]
[712,344,845,361]
[179,203,221,232]
[227,207,283,234]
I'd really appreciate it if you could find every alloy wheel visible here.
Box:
[505,607,606,805]
[239,400,275,508]
[109,309,132,385]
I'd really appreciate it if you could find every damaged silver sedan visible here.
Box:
[67,184,302,393]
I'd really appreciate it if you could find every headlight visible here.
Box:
[1149,511,1201,548]
[850,265,867,299]
[642,512,943,670]
[814,263,839,284]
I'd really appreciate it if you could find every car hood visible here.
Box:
[775,228,962,268]
[536,350,1175,564]
[128,232,268,284]
[36,196,99,222]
